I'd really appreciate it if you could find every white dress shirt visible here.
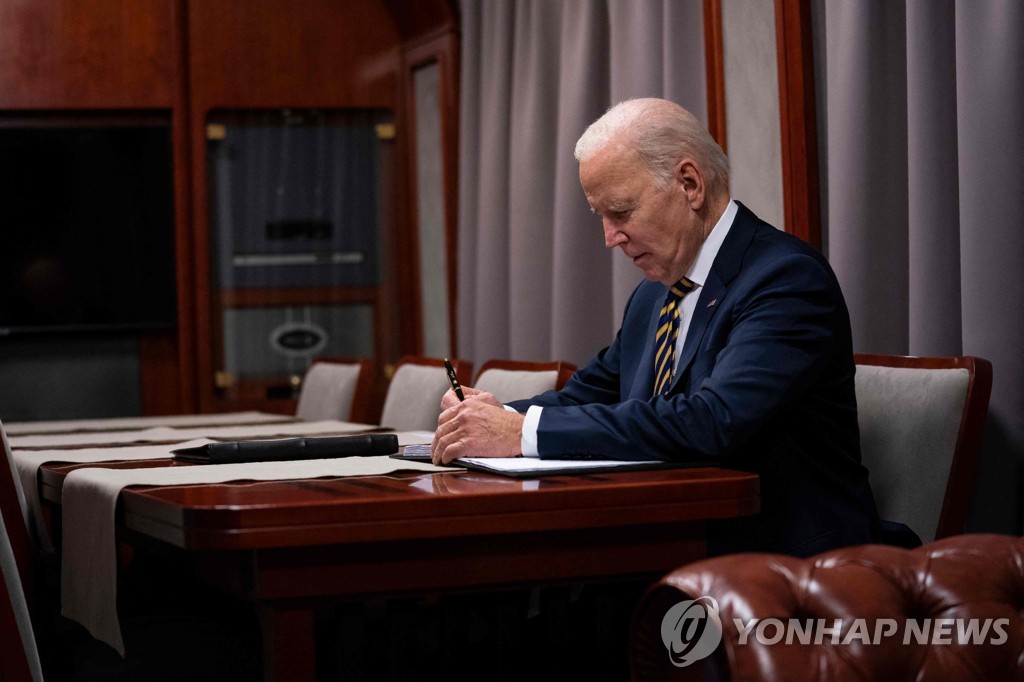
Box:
[518,199,738,456]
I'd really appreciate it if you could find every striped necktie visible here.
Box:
[653,278,696,396]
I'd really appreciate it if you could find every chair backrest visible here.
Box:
[473,359,576,404]
[854,354,992,542]
[1,420,44,681]
[294,358,374,424]
[378,357,473,431]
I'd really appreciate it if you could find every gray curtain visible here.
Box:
[817,0,1024,532]
[458,0,706,367]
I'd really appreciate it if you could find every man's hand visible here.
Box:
[440,385,502,411]
[431,400,525,465]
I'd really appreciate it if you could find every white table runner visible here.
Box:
[3,411,293,435]
[12,440,215,551]
[8,419,375,449]
[61,456,447,655]
[12,430,434,551]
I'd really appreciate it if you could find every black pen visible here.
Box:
[443,357,465,401]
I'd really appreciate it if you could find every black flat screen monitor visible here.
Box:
[0,122,177,335]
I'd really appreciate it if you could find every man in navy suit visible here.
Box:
[432,98,878,556]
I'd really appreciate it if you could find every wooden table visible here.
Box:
[41,463,759,681]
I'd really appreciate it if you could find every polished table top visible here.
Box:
[40,462,759,551]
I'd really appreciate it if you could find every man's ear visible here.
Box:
[675,159,705,210]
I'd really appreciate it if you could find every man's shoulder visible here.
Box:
[709,206,845,312]
[736,206,824,259]
[731,206,833,277]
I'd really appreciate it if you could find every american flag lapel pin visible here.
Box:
[707,299,717,308]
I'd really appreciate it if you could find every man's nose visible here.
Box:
[604,220,627,249]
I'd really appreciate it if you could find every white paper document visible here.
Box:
[458,457,666,474]
[397,447,676,476]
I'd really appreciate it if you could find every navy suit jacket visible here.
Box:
[508,203,878,556]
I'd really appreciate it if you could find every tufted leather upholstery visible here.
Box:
[631,534,1024,681]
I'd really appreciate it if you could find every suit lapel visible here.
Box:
[669,202,759,392]
[672,271,726,384]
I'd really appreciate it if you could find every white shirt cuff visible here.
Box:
[520,405,542,457]
[503,404,541,457]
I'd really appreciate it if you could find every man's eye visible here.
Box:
[610,210,631,221]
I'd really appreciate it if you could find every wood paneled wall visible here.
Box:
[0,0,176,109]
[186,0,403,413]
[0,0,456,415]
[188,0,398,110]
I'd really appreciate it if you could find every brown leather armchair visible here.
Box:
[631,534,1024,681]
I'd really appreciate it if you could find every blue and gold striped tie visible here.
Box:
[653,278,696,396]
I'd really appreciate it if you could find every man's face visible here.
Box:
[579,145,704,286]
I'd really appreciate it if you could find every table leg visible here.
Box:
[256,603,315,682]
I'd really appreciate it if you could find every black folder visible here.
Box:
[171,434,399,464]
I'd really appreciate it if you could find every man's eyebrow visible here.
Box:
[605,199,637,212]
[586,198,636,215]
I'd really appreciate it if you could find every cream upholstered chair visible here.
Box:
[854,354,992,543]
[295,358,373,423]
[378,357,473,431]
[1,420,44,681]
[473,359,576,404]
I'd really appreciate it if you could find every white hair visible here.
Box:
[574,98,729,197]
